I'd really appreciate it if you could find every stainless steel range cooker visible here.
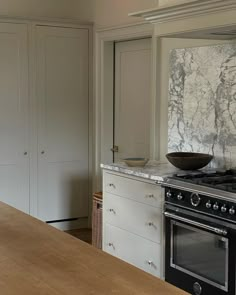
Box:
[162,170,236,295]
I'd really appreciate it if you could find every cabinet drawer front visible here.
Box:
[104,172,162,208]
[104,194,162,243]
[103,224,161,278]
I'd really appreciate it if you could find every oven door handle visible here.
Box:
[164,211,228,236]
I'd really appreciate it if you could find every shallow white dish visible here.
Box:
[123,158,149,167]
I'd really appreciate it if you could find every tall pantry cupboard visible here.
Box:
[0,21,91,226]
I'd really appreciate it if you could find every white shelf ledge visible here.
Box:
[129,0,236,24]
[129,0,236,39]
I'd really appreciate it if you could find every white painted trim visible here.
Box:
[95,21,147,33]
[28,23,38,218]
[87,25,94,228]
[152,37,161,160]
[94,23,154,192]
[96,22,153,42]
[0,14,92,26]
[129,0,236,24]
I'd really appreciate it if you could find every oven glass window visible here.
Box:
[172,221,228,288]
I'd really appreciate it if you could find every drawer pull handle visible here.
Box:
[147,260,153,265]
[146,222,157,229]
[108,183,115,188]
[108,242,115,249]
[108,209,116,214]
[146,260,157,269]
[145,194,154,199]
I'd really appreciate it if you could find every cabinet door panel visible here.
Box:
[104,224,161,278]
[114,39,151,161]
[0,23,29,213]
[36,26,89,221]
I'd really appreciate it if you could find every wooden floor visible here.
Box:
[65,228,92,244]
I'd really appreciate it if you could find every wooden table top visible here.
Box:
[0,202,189,295]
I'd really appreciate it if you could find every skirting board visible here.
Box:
[48,217,89,231]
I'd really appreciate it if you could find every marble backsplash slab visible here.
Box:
[168,43,236,169]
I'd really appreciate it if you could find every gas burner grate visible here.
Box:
[173,169,236,193]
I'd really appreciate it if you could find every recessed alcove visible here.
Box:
[129,0,236,163]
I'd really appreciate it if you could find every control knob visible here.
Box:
[221,205,227,213]
[206,200,212,209]
[229,206,235,215]
[166,190,172,198]
[190,193,201,207]
[177,193,183,201]
[213,202,219,211]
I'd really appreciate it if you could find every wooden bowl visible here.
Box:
[166,152,213,170]
[123,158,149,167]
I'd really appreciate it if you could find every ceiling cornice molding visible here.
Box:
[129,0,236,24]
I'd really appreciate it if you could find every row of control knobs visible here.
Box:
[205,201,235,215]
[167,191,184,199]
[166,190,235,215]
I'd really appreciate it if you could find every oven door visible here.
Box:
[164,205,236,295]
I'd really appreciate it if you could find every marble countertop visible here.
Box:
[101,160,180,182]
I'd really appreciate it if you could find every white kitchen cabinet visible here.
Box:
[114,38,151,161]
[0,21,90,226]
[104,224,162,277]
[36,26,89,222]
[0,23,30,213]
[105,171,162,208]
[104,193,162,243]
[103,170,164,278]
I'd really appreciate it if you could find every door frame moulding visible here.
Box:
[94,22,156,191]
[0,16,93,229]
[0,14,93,26]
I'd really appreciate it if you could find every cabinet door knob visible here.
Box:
[145,194,154,199]
[24,152,28,155]
[108,208,116,214]
[146,222,157,229]
[147,260,153,266]
[146,222,154,227]
[110,145,119,153]
[108,242,115,249]
[146,260,157,269]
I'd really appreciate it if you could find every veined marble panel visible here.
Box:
[168,44,236,168]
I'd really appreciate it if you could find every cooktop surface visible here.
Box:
[173,169,236,193]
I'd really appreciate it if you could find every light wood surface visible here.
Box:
[0,202,189,295]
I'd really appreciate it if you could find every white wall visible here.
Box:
[93,0,158,28]
[0,1,199,26]
[0,0,92,20]
[92,0,203,28]
[0,0,158,26]
[0,1,203,25]
[74,0,94,22]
